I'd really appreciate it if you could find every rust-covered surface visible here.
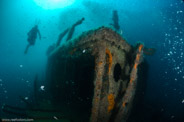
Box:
[46,27,144,122]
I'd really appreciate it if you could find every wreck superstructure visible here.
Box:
[46,27,144,122]
[1,27,144,122]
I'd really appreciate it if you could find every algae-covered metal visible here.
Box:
[46,27,144,122]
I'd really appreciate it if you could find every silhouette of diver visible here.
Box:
[24,25,41,54]
[110,10,120,31]
[46,18,85,56]
[56,17,85,47]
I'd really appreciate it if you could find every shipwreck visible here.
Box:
[2,27,145,122]
[46,27,144,122]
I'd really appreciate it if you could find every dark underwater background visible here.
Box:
[0,0,184,121]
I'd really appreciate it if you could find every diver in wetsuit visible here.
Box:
[111,10,120,31]
[46,17,85,56]
[24,25,41,54]
[56,17,85,46]
[66,17,85,41]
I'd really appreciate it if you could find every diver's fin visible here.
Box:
[24,45,30,54]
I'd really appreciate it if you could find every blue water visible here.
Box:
[0,0,184,121]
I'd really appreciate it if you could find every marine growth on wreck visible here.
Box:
[45,27,144,122]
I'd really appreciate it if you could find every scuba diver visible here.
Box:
[24,25,41,54]
[110,10,120,31]
[46,17,85,56]
[56,17,85,46]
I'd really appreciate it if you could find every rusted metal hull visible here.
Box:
[46,27,144,122]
